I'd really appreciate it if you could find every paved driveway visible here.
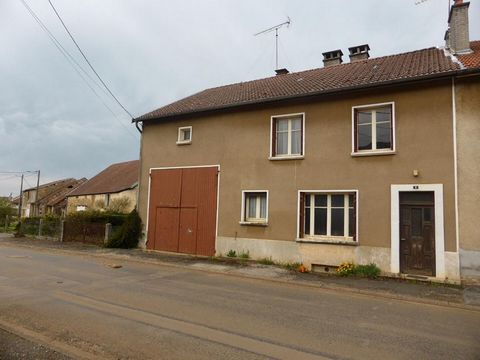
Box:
[0,241,479,360]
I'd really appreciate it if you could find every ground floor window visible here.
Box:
[241,191,268,225]
[300,192,356,241]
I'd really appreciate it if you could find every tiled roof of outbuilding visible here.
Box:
[136,45,480,122]
[458,41,480,68]
[67,160,139,197]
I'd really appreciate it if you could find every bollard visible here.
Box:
[104,223,112,245]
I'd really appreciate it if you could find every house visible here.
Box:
[134,1,479,283]
[20,178,86,217]
[66,160,139,214]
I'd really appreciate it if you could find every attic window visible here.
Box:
[177,126,192,145]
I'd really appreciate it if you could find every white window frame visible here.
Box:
[177,126,192,145]
[351,102,395,156]
[240,190,269,226]
[269,112,305,160]
[76,205,87,212]
[296,190,359,244]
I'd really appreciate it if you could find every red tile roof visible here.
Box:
[458,41,480,68]
[137,45,480,122]
[67,160,139,197]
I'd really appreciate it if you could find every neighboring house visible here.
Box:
[66,160,139,214]
[134,1,479,283]
[20,178,86,218]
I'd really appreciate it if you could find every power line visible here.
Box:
[47,0,134,120]
[18,0,138,139]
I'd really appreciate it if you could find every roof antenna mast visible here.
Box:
[254,17,291,70]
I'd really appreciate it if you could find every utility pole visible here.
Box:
[18,174,24,219]
[34,170,40,216]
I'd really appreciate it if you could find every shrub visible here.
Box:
[226,250,237,257]
[355,263,381,279]
[105,209,141,249]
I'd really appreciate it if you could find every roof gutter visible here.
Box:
[134,67,480,123]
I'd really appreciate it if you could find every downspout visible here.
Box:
[452,77,460,257]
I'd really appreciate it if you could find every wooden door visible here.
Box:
[399,192,435,276]
[148,167,218,256]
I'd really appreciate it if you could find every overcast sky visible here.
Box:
[1,0,479,196]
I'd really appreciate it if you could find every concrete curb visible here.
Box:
[1,239,479,313]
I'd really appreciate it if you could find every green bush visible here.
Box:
[355,263,381,279]
[105,209,142,249]
[226,250,237,257]
[66,210,127,226]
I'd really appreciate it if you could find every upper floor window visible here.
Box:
[352,103,395,155]
[270,113,304,159]
[177,126,192,145]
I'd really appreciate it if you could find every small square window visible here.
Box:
[241,191,268,225]
[177,126,192,144]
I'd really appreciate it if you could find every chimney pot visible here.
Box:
[322,49,343,67]
[348,44,370,62]
[275,68,289,75]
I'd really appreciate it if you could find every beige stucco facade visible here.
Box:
[66,188,138,214]
[139,79,464,281]
[456,75,480,283]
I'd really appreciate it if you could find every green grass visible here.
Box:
[280,262,302,271]
[238,251,250,259]
[258,257,275,265]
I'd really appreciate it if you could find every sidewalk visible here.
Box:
[1,233,479,311]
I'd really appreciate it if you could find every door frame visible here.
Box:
[146,165,221,252]
[390,184,445,279]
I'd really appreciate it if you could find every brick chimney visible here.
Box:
[322,50,343,67]
[445,0,472,55]
[348,44,370,62]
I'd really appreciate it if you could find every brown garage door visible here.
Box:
[147,166,218,256]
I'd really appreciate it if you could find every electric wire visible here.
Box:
[47,0,135,120]
[18,0,138,139]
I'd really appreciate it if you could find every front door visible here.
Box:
[399,192,435,276]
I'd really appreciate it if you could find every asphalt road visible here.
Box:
[0,243,479,360]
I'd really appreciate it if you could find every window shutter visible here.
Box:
[353,193,357,241]
[353,109,358,152]
[389,105,394,150]
[300,116,304,156]
[271,119,277,157]
[299,192,305,238]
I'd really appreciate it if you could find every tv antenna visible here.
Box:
[254,17,291,70]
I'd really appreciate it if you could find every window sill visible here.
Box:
[268,155,304,161]
[239,221,268,227]
[176,141,192,145]
[296,237,358,246]
[351,150,395,157]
